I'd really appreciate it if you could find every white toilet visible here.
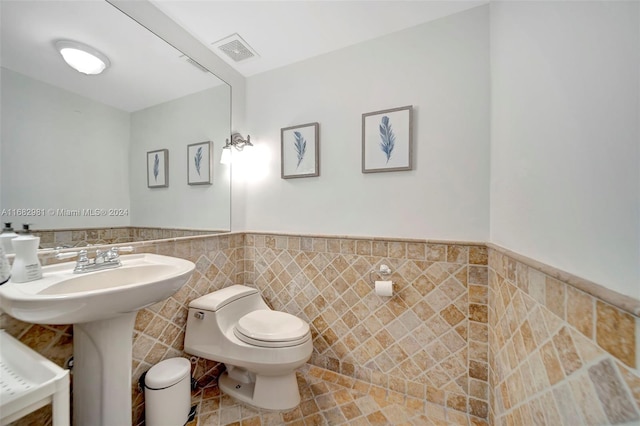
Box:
[184,285,312,411]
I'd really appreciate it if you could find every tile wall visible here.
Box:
[487,246,640,425]
[1,233,242,426]
[128,234,243,424]
[3,232,639,426]
[33,226,221,249]
[243,233,490,420]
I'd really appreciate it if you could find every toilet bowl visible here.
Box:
[184,285,312,411]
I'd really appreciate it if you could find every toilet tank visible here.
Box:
[189,285,264,312]
[185,285,269,356]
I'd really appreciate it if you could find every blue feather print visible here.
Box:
[153,153,160,181]
[194,147,203,176]
[293,131,307,169]
[379,116,395,163]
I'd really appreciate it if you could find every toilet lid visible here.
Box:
[234,310,310,347]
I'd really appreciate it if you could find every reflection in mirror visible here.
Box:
[0,0,231,248]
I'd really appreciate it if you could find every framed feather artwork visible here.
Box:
[187,141,212,185]
[362,105,413,173]
[147,149,168,188]
[281,122,319,179]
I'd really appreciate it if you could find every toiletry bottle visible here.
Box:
[0,222,18,255]
[18,223,32,234]
[11,231,42,283]
[0,245,10,285]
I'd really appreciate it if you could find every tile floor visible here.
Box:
[189,365,487,426]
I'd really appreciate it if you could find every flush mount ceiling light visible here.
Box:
[55,40,110,75]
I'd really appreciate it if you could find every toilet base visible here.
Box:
[218,370,301,411]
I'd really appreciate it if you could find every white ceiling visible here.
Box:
[0,0,226,112]
[151,0,486,77]
[0,0,484,111]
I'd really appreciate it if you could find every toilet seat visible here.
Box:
[234,310,310,348]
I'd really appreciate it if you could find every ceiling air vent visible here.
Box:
[212,33,258,63]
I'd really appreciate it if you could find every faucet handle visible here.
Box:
[70,249,91,273]
[55,251,78,260]
[108,246,134,259]
[77,249,89,264]
[55,249,88,261]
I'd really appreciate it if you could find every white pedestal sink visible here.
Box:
[0,253,195,426]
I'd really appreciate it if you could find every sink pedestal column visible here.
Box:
[73,312,137,426]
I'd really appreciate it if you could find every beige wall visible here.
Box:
[488,247,640,424]
[2,232,639,425]
[34,227,221,249]
[244,233,490,419]
[1,233,243,425]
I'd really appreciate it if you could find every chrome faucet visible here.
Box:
[55,246,134,273]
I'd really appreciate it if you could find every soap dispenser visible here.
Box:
[0,245,10,285]
[10,225,42,283]
[18,223,33,234]
[0,222,18,255]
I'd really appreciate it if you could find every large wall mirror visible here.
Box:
[0,0,231,248]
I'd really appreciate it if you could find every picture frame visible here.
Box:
[362,105,413,173]
[281,122,319,179]
[187,141,212,185]
[147,149,168,188]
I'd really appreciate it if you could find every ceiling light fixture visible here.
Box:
[56,40,110,75]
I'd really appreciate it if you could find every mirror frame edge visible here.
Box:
[107,0,246,234]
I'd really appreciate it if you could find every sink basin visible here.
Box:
[0,252,195,426]
[0,253,195,324]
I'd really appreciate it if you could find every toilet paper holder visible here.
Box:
[369,264,392,285]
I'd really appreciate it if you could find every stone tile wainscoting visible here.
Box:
[244,233,490,422]
[0,233,243,426]
[487,245,640,425]
[33,226,222,249]
[1,232,638,425]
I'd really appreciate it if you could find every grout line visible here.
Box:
[636,316,640,373]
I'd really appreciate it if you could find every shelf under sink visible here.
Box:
[0,330,70,425]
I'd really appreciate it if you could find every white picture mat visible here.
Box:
[283,126,317,175]
[187,142,212,184]
[363,108,411,171]
[147,150,167,187]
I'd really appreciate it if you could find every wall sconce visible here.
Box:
[221,133,252,164]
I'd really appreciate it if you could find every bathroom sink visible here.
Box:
[0,253,195,324]
[0,252,195,425]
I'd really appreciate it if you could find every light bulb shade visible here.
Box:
[56,40,110,75]
[220,147,232,164]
